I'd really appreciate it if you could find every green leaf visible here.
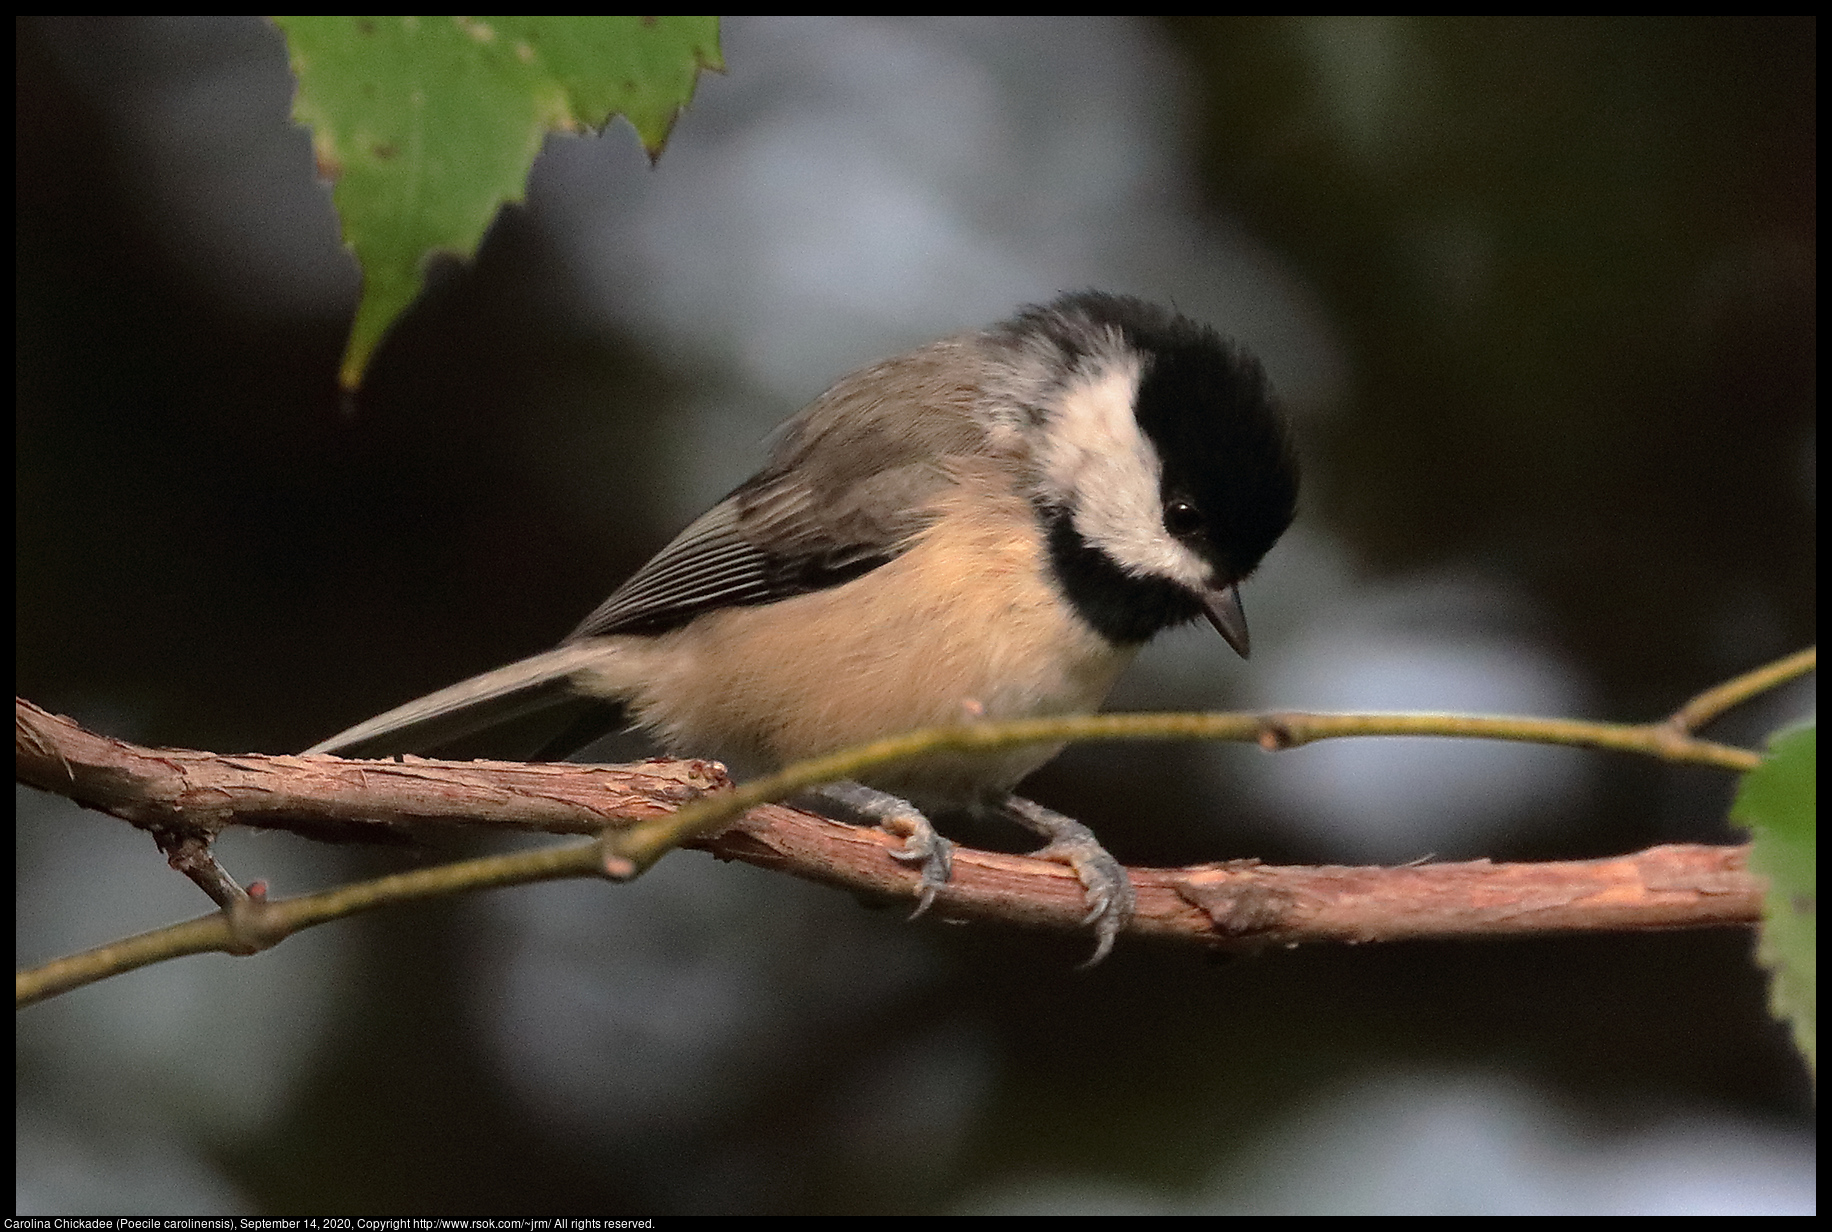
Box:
[1730,721,1816,1078]
[271,16,723,391]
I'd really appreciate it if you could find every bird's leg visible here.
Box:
[801,782,954,918]
[997,797,1136,966]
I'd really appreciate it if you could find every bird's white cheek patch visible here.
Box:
[1042,360,1212,589]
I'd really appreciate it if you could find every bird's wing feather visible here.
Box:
[570,338,1012,640]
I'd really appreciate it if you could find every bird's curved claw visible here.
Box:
[1003,796,1136,967]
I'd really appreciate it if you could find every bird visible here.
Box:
[307,290,1299,963]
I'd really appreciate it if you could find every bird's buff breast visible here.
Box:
[610,491,1136,805]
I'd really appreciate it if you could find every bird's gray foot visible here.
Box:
[1001,796,1135,966]
[803,782,955,918]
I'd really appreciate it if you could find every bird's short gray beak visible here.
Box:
[1203,583,1251,659]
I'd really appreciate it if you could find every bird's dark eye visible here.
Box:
[1163,499,1203,537]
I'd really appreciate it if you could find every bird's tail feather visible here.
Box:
[305,643,624,759]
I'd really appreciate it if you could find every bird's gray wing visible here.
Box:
[566,460,952,639]
[570,339,1005,640]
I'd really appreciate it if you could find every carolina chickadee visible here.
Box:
[308,291,1299,962]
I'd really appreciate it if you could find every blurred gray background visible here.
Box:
[16,16,1815,1215]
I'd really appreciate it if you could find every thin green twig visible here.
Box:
[1666,646,1816,734]
[604,708,1766,875]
